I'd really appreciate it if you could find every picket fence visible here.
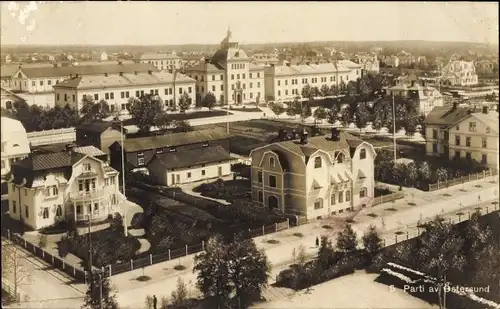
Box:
[372,191,405,206]
[1,229,86,282]
[428,169,497,192]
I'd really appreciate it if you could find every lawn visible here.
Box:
[193,178,252,202]
[230,136,268,156]
[224,106,262,112]
[122,110,232,126]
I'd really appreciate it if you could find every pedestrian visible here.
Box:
[153,295,157,309]
[315,236,319,247]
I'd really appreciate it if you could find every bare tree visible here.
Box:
[2,244,33,299]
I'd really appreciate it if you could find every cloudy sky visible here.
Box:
[1,1,498,46]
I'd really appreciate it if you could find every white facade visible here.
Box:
[100,52,108,61]
[352,54,380,74]
[151,162,231,186]
[8,155,126,230]
[387,83,444,116]
[1,117,31,179]
[264,60,361,102]
[53,72,196,112]
[139,54,182,71]
[441,61,479,86]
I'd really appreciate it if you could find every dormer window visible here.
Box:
[169,148,176,152]
[156,149,163,154]
[269,157,275,168]
[359,149,366,160]
[314,157,322,168]
[83,163,91,171]
[202,143,209,147]
[337,153,344,163]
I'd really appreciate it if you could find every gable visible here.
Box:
[12,69,28,79]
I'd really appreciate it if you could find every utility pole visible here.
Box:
[120,121,128,237]
[99,272,103,309]
[88,215,93,288]
[392,93,397,162]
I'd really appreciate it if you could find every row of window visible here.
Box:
[11,201,63,218]
[278,75,348,87]
[453,135,488,148]
[31,79,60,87]
[431,145,489,164]
[65,87,193,103]
[231,72,261,80]
[231,63,246,70]
[147,59,179,65]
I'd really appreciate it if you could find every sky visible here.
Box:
[1,1,498,46]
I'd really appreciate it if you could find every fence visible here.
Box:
[26,127,75,138]
[428,169,497,192]
[372,191,405,206]
[2,277,21,303]
[1,229,86,282]
[103,218,291,277]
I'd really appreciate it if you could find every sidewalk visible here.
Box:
[113,176,498,309]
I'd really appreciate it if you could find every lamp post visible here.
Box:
[392,93,397,162]
[120,121,128,237]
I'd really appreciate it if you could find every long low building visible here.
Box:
[53,71,196,113]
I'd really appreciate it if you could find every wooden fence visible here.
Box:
[372,191,405,206]
[26,127,75,137]
[1,229,86,282]
[428,169,497,192]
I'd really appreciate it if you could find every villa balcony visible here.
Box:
[69,189,106,202]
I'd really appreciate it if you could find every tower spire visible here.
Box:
[227,25,232,38]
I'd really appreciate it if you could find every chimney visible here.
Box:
[134,71,138,75]
[119,72,123,76]
[75,73,79,78]
[270,64,275,67]
[300,130,309,144]
[148,70,152,75]
[69,73,73,78]
[482,106,488,114]
[104,72,108,77]
[330,127,340,141]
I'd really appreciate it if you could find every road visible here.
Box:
[113,176,499,309]
[2,239,85,309]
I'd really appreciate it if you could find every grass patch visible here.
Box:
[367,213,378,218]
[293,232,304,237]
[193,179,251,202]
[174,264,186,271]
[375,187,393,197]
[385,208,397,212]
[322,225,333,229]
[407,202,416,206]
[226,107,262,112]
[267,239,280,244]
[136,275,151,282]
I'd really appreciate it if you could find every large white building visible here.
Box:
[386,81,444,116]
[250,128,376,219]
[440,60,479,86]
[424,104,499,170]
[7,149,129,230]
[139,53,182,72]
[53,71,196,113]
[184,28,266,105]
[264,60,362,102]
[1,117,31,180]
[352,54,380,74]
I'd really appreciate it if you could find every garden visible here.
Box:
[374,149,489,191]
[224,105,262,112]
[192,178,251,202]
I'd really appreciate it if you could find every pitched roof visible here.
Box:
[423,106,471,125]
[184,62,225,73]
[139,53,181,60]
[275,132,352,156]
[271,62,352,77]
[14,151,85,171]
[76,121,114,134]
[73,146,107,157]
[16,63,158,79]
[451,111,499,133]
[54,71,195,90]
[121,128,230,152]
[149,145,232,169]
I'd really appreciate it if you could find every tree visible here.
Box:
[404,162,419,186]
[371,110,384,132]
[37,234,48,249]
[170,276,188,306]
[313,106,327,125]
[286,99,302,118]
[435,167,448,182]
[172,120,193,133]
[326,105,339,125]
[301,104,312,122]
[362,225,382,257]
[178,92,191,112]
[418,114,426,138]
[83,271,119,309]
[392,163,407,185]
[317,236,335,269]
[269,102,285,117]
[354,102,370,132]
[194,236,232,306]
[311,86,320,99]
[301,84,313,101]
[320,84,330,97]
[202,92,217,110]
[153,112,170,133]
[128,95,163,133]
[346,81,358,97]
[462,211,492,271]
[336,224,358,252]
[330,84,339,97]
[79,96,111,123]
[339,107,352,128]
[296,244,307,266]
[2,244,33,298]
[418,161,432,183]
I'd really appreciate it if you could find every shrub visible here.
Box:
[174,264,186,271]
[130,213,144,230]
[39,221,68,235]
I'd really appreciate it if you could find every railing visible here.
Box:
[69,189,106,201]
[428,169,498,192]
[372,191,405,206]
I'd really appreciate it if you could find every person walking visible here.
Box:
[315,236,319,247]
[153,295,157,309]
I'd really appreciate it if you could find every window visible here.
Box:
[269,175,277,188]
[468,122,477,132]
[212,85,216,91]
[242,74,246,79]
[45,185,58,197]
[138,157,145,166]
[188,87,192,93]
[179,87,183,94]
[250,82,253,88]
[25,205,29,218]
[481,137,487,148]
[40,80,44,86]
[187,172,191,178]
[359,187,367,198]
[346,190,351,202]
[330,193,336,205]
[257,73,260,78]
[231,74,234,80]
[136,90,140,97]
[337,153,344,163]
[257,82,260,87]
[359,149,366,160]
[237,74,240,79]
[48,80,52,86]
[269,157,275,168]
[153,90,157,96]
[83,163,91,171]
[258,191,263,202]
[64,93,67,101]
[94,94,99,101]
[432,143,438,153]
[278,80,281,86]
[455,135,460,146]
[314,198,323,209]
[57,93,60,100]
[212,75,215,81]
[42,207,49,219]
[250,73,253,78]
[278,90,281,96]
[220,85,224,91]
[466,152,472,160]
[169,88,173,95]
[125,91,130,98]
[486,127,491,133]
[105,93,110,100]
[24,188,27,196]
[432,129,438,139]
[314,157,322,168]
[257,171,263,183]
[338,191,344,203]
[12,201,16,213]
[32,81,36,86]
[201,170,206,176]
[454,150,460,159]
[481,154,487,164]
[466,137,471,147]
[220,75,224,80]
[456,125,459,130]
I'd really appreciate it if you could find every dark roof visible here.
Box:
[17,63,158,79]
[121,128,230,152]
[76,121,115,134]
[14,151,85,171]
[344,132,364,148]
[423,106,470,125]
[149,145,232,169]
